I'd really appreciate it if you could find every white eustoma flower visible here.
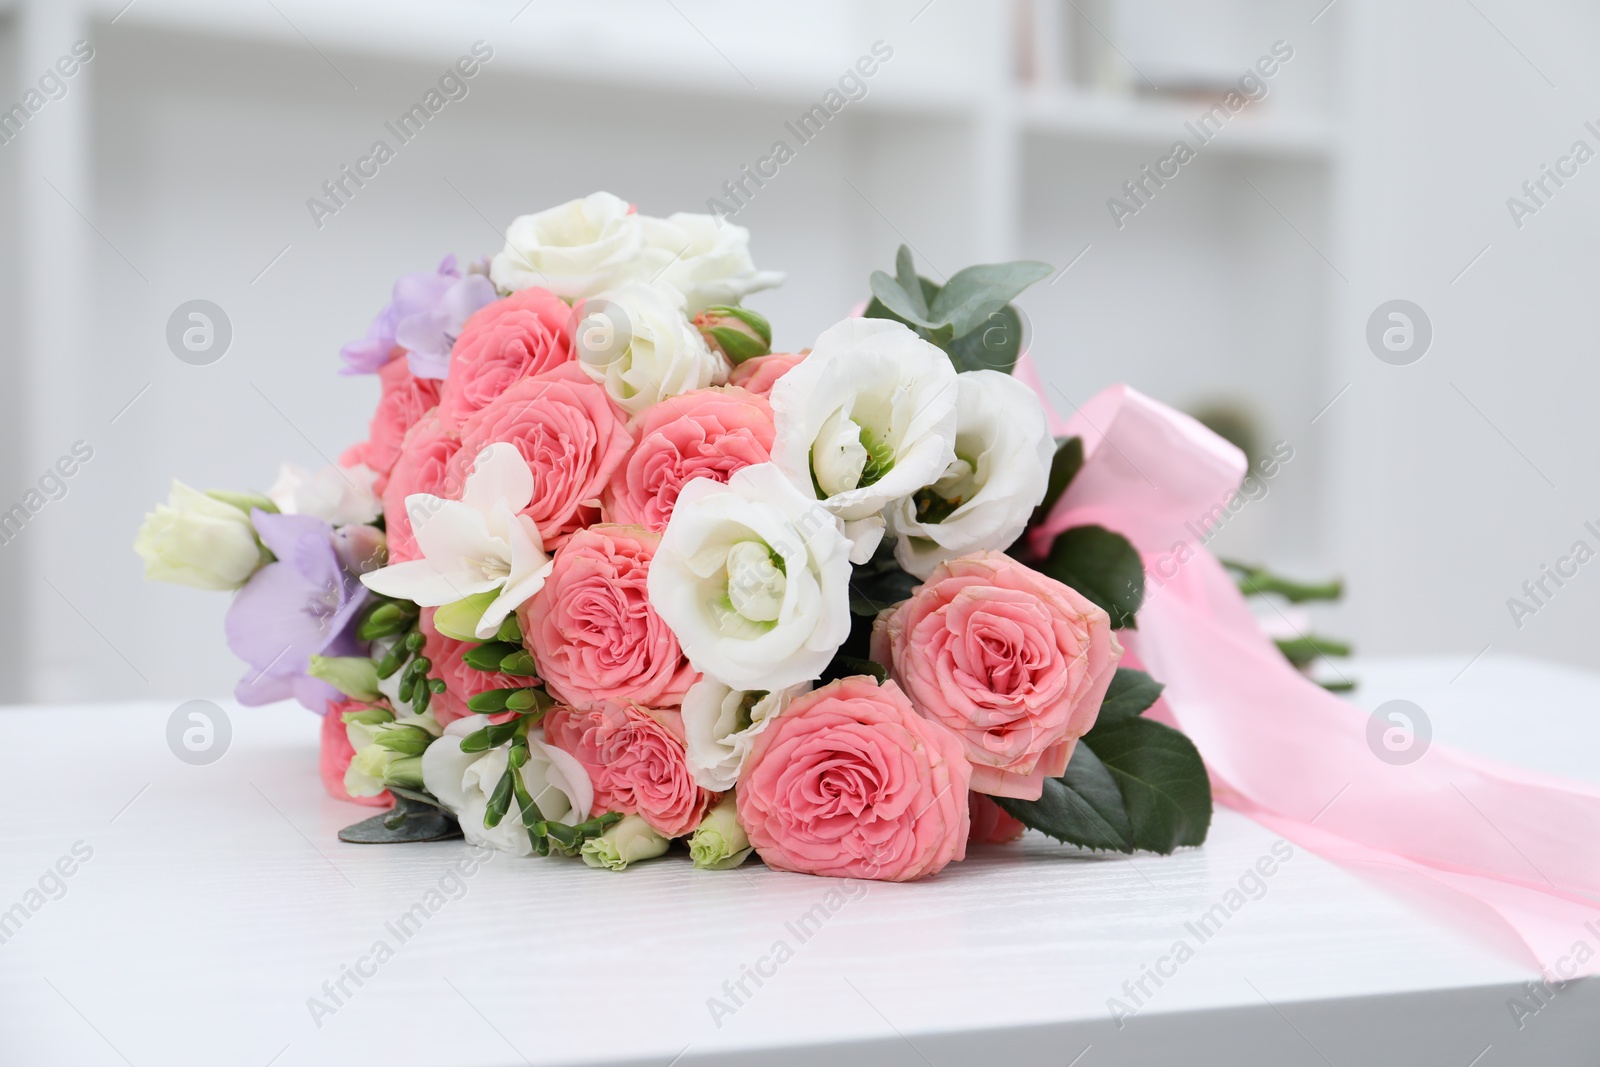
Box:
[636,212,784,313]
[648,462,853,692]
[682,678,809,791]
[582,814,670,871]
[490,191,644,299]
[885,370,1055,578]
[769,318,958,562]
[421,718,595,857]
[575,280,727,415]
[268,462,380,527]
[360,443,552,639]
[133,481,267,591]
[343,706,442,798]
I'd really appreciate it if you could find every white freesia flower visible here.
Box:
[490,191,644,298]
[575,280,726,415]
[268,462,380,526]
[636,213,784,313]
[359,443,552,639]
[885,370,1055,578]
[682,678,809,792]
[769,318,958,561]
[421,718,595,857]
[133,481,268,591]
[648,462,852,692]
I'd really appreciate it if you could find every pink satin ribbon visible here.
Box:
[1025,364,1600,977]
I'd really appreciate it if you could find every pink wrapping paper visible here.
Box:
[1024,358,1600,977]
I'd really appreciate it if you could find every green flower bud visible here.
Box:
[433,590,500,641]
[693,305,772,365]
[307,655,382,702]
[581,814,669,871]
[688,796,753,870]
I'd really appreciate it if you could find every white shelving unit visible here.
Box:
[0,0,1347,702]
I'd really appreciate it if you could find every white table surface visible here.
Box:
[2,655,1598,1067]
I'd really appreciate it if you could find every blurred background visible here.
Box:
[1,0,1596,705]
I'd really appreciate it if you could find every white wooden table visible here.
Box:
[2,656,1597,1066]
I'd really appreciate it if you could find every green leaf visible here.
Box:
[928,260,1051,339]
[1086,717,1212,854]
[868,271,941,331]
[848,565,921,617]
[944,303,1025,374]
[459,717,522,753]
[894,245,930,318]
[462,642,520,671]
[1038,525,1145,629]
[1095,668,1164,728]
[337,796,462,844]
[1028,436,1084,528]
[818,655,889,687]
[994,743,1133,852]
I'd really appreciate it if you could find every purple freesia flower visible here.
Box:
[225,510,368,712]
[339,255,497,380]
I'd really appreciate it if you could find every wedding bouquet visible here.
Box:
[136,190,1231,880]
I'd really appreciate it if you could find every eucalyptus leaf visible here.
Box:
[868,271,941,330]
[895,245,930,318]
[1038,525,1145,629]
[338,796,462,844]
[928,260,1051,338]
[944,304,1025,374]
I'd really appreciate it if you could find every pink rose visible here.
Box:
[737,676,970,882]
[320,700,390,807]
[437,287,575,432]
[726,351,806,397]
[872,551,1121,801]
[380,411,466,564]
[458,364,632,547]
[603,386,775,532]
[967,792,1025,844]
[543,702,715,838]
[520,525,697,710]
[419,609,527,728]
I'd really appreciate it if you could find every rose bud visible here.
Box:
[693,305,771,365]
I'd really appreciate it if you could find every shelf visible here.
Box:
[1017,86,1337,160]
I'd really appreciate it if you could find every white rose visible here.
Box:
[420,718,594,857]
[769,318,958,560]
[636,213,784,313]
[648,462,853,692]
[682,678,810,791]
[885,370,1056,578]
[575,280,726,415]
[134,481,268,591]
[490,191,644,299]
[267,462,380,527]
